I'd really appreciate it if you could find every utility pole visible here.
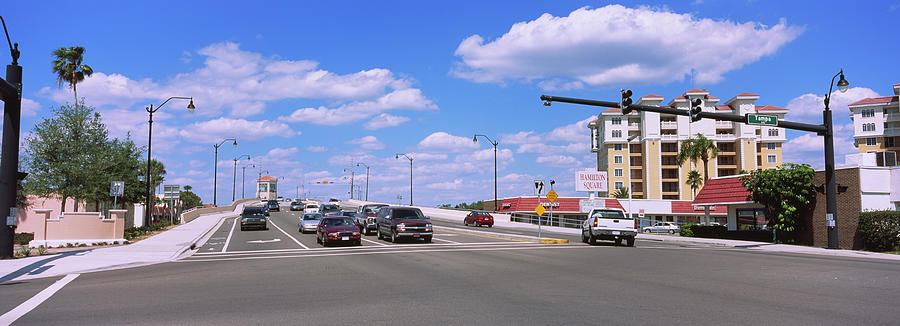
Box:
[0,16,22,258]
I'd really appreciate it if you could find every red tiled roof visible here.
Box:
[715,105,732,111]
[685,89,708,93]
[672,95,685,100]
[602,108,621,113]
[707,96,720,100]
[894,83,900,86]
[736,92,759,97]
[755,105,787,111]
[642,93,664,99]
[257,176,277,181]
[671,201,726,215]
[693,176,752,205]
[848,96,898,106]
[497,197,623,213]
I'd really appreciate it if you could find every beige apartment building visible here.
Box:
[588,89,786,200]
[848,82,900,166]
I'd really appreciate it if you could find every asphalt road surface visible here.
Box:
[2,203,899,325]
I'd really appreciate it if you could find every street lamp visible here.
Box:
[356,162,370,201]
[233,154,251,202]
[144,96,194,227]
[241,163,255,199]
[473,134,499,212]
[213,138,237,206]
[395,153,413,206]
[823,70,849,249]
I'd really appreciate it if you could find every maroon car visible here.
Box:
[316,217,362,246]
[464,211,494,227]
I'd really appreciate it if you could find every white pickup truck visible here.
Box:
[581,208,637,246]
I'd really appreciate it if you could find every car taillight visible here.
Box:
[634,219,638,229]
[593,218,598,227]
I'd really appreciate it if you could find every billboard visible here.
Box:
[575,171,607,192]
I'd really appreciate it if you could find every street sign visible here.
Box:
[639,209,645,218]
[746,114,778,126]
[579,198,606,212]
[547,190,558,202]
[533,180,544,195]
[109,181,124,197]
[163,184,181,199]
[534,204,546,216]
[575,171,607,192]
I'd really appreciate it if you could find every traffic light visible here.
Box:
[620,89,634,114]
[689,98,703,122]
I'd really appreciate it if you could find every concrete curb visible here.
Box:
[436,225,569,244]
[168,205,244,261]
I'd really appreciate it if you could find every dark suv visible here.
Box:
[267,199,280,212]
[376,206,432,243]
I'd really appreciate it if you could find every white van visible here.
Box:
[305,204,320,213]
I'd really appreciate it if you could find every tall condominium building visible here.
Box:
[848,82,900,166]
[588,89,787,200]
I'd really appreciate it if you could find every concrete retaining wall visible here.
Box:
[181,198,259,223]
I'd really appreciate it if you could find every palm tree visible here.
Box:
[676,134,718,182]
[52,46,94,105]
[686,170,704,197]
[612,186,629,199]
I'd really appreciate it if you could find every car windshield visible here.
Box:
[303,214,322,221]
[243,209,265,216]
[292,202,302,205]
[591,210,627,219]
[364,206,384,214]
[307,205,318,208]
[392,209,425,219]
[322,218,355,227]
[322,205,339,210]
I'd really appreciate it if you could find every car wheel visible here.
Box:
[474,221,479,227]
[588,232,597,245]
[316,234,321,244]
[356,240,362,246]
[626,237,635,247]
[488,224,492,228]
[322,236,328,247]
[581,231,588,243]
[423,236,432,243]
[390,231,397,243]
[615,238,623,246]
[464,220,468,226]
[669,229,675,234]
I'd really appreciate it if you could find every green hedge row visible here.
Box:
[14,232,34,245]
[124,219,172,240]
[858,211,900,252]
[679,224,776,242]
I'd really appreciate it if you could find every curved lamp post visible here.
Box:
[356,162,370,201]
[241,163,255,199]
[473,134,499,211]
[823,70,849,249]
[233,154,251,202]
[213,138,237,206]
[145,96,194,226]
[395,153,413,206]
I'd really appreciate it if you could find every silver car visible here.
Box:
[299,213,323,233]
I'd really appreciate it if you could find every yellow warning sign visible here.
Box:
[547,190,558,202]
[535,204,546,216]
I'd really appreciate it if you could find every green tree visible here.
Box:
[52,46,94,105]
[740,163,816,235]
[686,170,704,197]
[23,103,109,212]
[179,185,202,209]
[87,135,144,207]
[612,186,629,199]
[677,134,718,182]
[139,159,167,207]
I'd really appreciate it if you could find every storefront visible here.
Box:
[692,175,767,231]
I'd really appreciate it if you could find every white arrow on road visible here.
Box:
[247,239,282,244]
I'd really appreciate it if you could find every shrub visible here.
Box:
[15,246,31,257]
[858,211,900,252]
[14,232,34,245]
[680,224,696,237]
[36,246,48,255]
[66,243,74,248]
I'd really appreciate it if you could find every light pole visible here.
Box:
[0,16,23,258]
[241,163,254,199]
[213,138,237,206]
[145,96,194,227]
[395,153,413,206]
[356,162,370,201]
[232,154,250,202]
[473,134,499,211]
[343,167,355,200]
[823,70,849,249]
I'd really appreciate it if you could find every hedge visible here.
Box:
[680,225,776,243]
[14,232,34,245]
[858,211,900,252]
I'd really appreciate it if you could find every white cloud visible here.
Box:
[21,98,41,117]
[785,87,881,118]
[451,5,803,88]
[178,118,295,143]
[347,136,385,150]
[536,155,579,167]
[425,179,464,190]
[266,147,299,160]
[281,88,437,126]
[469,148,515,162]
[364,113,410,130]
[307,146,326,152]
[548,116,594,142]
[502,131,541,145]
[189,160,205,168]
[418,132,479,152]
[304,170,332,178]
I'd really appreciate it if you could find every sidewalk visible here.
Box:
[346,199,900,262]
[0,204,244,283]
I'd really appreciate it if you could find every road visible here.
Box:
[2,202,899,325]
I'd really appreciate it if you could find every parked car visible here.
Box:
[464,211,494,227]
[376,206,433,243]
[305,204,320,213]
[643,222,679,234]
[299,213,323,233]
[240,207,268,231]
[267,199,280,212]
[316,216,362,247]
[581,208,636,246]
[290,201,305,211]
[321,204,341,215]
[355,204,388,235]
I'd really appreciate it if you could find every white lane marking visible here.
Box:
[194,241,522,256]
[267,218,310,250]
[247,239,282,244]
[361,238,388,246]
[182,245,589,263]
[0,274,80,325]
[222,217,239,253]
[431,237,460,244]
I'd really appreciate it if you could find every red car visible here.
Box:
[464,211,494,227]
[316,216,362,246]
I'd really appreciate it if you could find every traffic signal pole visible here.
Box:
[0,16,21,258]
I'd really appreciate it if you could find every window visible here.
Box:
[767,129,779,137]
[767,143,776,150]
[614,181,624,189]
[861,109,875,118]
[614,155,623,164]
[613,144,623,151]
[767,155,776,163]
[611,118,622,125]
[863,123,876,132]
[614,168,623,177]
[737,209,767,231]
[876,151,898,167]
[866,138,877,146]
[886,137,895,148]
[612,130,622,138]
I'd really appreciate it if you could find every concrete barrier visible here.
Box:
[181,198,259,223]
[29,209,128,247]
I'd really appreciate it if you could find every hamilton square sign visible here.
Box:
[575,170,608,192]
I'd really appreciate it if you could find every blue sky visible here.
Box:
[4,1,900,206]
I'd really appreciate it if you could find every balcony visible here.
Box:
[716,121,734,129]
[885,113,900,122]
[628,122,641,130]
[660,121,678,129]
[886,127,900,136]
[661,134,678,140]
[715,133,735,140]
